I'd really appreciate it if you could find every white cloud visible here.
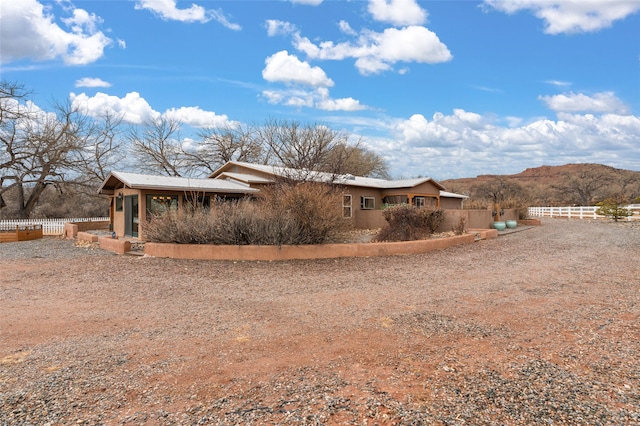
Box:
[262,87,367,112]
[294,26,452,75]
[0,0,112,65]
[262,50,334,87]
[545,80,572,87]
[290,0,324,5]
[75,77,112,88]
[317,97,365,112]
[265,20,297,37]
[539,92,630,114]
[134,0,241,29]
[163,106,233,128]
[378,108,640,178]
[315,88,366,111]
[368,0,428,26]
[70,91,159,124]
[338,20,357,36]
[484,0,640,34]
[70,91,235,128]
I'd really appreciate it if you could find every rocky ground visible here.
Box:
[1,219,639,425]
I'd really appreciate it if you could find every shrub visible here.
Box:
[376,204,444,242]
[596,197,633,222]
[452,217,466,235]
[142,182,349,245]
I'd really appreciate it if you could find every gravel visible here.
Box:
[1,219,639,425]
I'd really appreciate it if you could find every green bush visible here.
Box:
[596,197,633,222]
[376,204,444,242]
[142,182,348,245]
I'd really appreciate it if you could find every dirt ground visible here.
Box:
[1,219,639,424]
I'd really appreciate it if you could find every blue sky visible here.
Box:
[1,0,639,179]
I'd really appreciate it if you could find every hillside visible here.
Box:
[440,163,640,207]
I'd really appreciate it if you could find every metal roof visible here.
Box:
[98,171,259,194]
[210,161,446,190]
[440,190,469,199]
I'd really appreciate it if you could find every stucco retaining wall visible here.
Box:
[98,236,131,254]
[77,232,99,243]
[144,233,476,261]
[64,221,110,239]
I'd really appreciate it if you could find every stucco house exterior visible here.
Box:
[209,162,467,230]
[98,162,467,240]
[98,171,257,239]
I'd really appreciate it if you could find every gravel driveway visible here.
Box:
[1,219,639,425]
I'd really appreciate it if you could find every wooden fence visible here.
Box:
[0,217,109,235]
[528,206,640,221]
[0,224,44,243]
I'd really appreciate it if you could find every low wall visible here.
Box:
[98,236,131,254]
[63,220,110,239]
[145,233,476,261]
[77,231,99,243]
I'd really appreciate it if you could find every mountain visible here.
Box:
[440,163,640,206]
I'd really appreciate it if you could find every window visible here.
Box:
[146,194,178,218]
[342,195,352,218]
[414,197,425,208]
[115,196,123,212]
[361,196,375,210]
[382,195,408,206]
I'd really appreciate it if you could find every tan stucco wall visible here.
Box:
[145,233,476,261]
[111,187,141,239]
[440,197,464,209]
[438,209,494,232]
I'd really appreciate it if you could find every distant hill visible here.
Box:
[441,163,640,207]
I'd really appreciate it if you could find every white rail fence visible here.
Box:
[528,206,640,221]
[0,217,109,235]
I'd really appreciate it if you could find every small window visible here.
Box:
[343,195,352,218]
[414,197,425,208]
[146,194,178,218]
[115,196,123,212]
[361,196,375,210]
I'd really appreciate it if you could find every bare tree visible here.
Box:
[471,177,529,207]
[77,111,125,184]
[325,143,390,179]
[0,82,31,210]
[255,118,388,180]
[552,171,611,206]
[183,123,263,176]
[128,116,185,176]
[257,119,344,174]
[0,86,90,218]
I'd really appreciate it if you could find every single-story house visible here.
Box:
[98,162,468,240]
[208,162,467,230]
[98,171,258,239]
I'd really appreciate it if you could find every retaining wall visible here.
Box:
[63,221,110,239]
[145,233,476,261]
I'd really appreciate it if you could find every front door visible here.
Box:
[124,195,139,237]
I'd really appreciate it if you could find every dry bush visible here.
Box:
[376,205,444,242]
[452,217,466,235]
[142,182,348,245]
[260,181,348,244]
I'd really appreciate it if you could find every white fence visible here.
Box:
[0,217,109,235]
[528,206,640,221]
